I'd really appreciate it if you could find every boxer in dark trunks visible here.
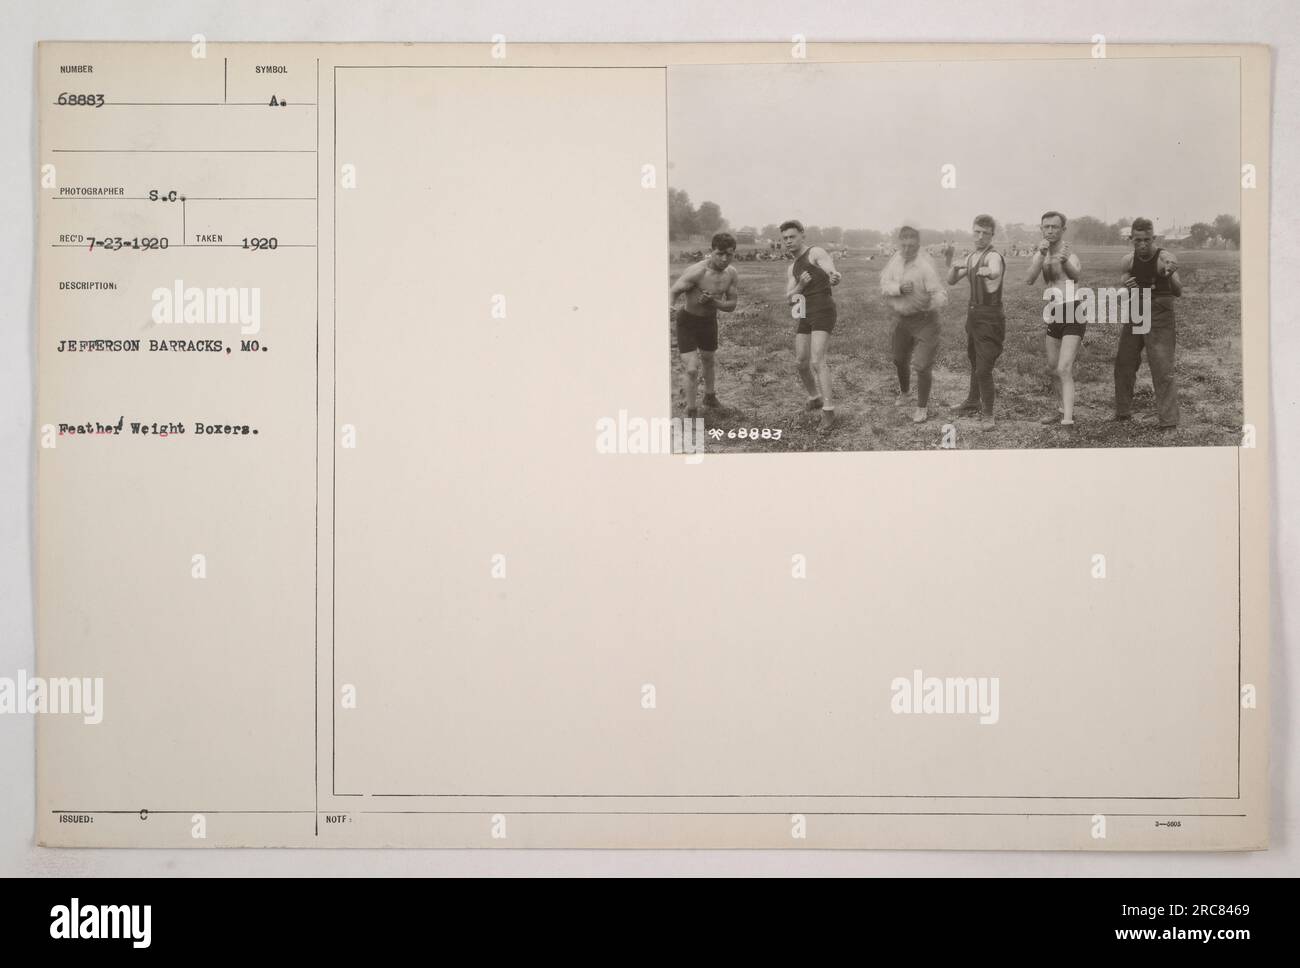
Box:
[670,232,739,418]
[1025,211,1084,428]
[781,219,841,432]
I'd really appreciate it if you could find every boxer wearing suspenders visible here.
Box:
[945,214,1006,430]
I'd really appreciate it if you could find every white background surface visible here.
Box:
[1,0,1294,876]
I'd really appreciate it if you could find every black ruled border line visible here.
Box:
[50,148,316,152]
[315,56,321,837]
[1236,53,1244,803]
[45,55,1252,832]
[50,808,1246,819]
[321,62,1249,816]
[359,810,1248,818]
[51,810,313,815]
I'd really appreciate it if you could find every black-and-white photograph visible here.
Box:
[668,58,1244,451]
[7,0,1288,902]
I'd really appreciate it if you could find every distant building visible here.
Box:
[1158,223,1189,245]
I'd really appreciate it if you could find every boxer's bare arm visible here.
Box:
[669,260,705,308]
[1119,252,1138,289]
[1025,248,1046,285]
[714,266,739,312]
[976,252,1003,281]
[1159,251,1183,296]
[1062,249,1082,282]
[810,246,842,286]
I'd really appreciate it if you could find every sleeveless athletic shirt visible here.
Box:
[793,249,834,313]
[1131,248,1173,297]
[968,247,1004,307]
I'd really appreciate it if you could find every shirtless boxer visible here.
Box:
[1024,211,1084,428]
[670,232,739,418]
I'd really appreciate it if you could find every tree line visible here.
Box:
[669,188,1241,249]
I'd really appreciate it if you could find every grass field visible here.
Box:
[668,245,1243,452]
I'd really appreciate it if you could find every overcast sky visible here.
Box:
[668,57,1240,235]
